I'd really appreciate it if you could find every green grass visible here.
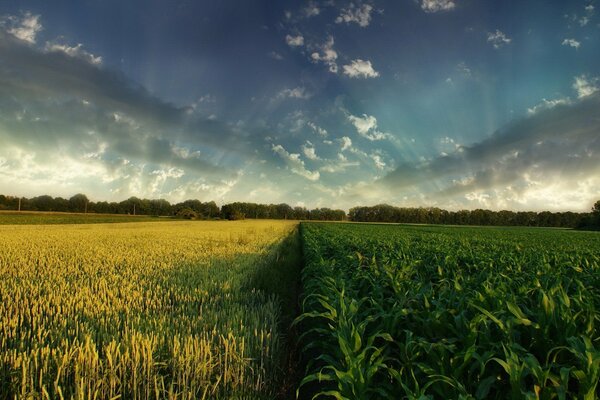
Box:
[296,222,600,399]
[0,211,170,225]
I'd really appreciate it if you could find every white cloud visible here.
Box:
[301,141,320,160]
[573,75,599,98]
[562,38,581,49]
[567,4,595,27]
[335,3,374,27]
[320,153,360,173]
[340,136,353,151]
[285,34,304,47]
[149,167,185,194]
[269,51,284,60]
[272,144,320,181]
[45,42,103,65]
[342,59,380,78]
[347,114,389,141]
[310,36,338,73]
[307,121,328,137]
[527,97,572,115]
[304,2,321,17]
[383,91,600,211]
[3,12,42,44]
[277,87,311,99]
[421,0,456,13]
[528,75,598,114]
[349,114,376,135]
[487,30,511,49]
[371,154,386,170]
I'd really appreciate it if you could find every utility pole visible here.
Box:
[133,203,136,216]
[85,201,88,214]
[18,197,21,212]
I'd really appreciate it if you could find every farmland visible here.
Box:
[0,220,300,399]
[296,223,600,399]
[0,211,168,225]
[1,217,600,399]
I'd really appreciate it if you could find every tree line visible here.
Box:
[0,194,345,221]
[0,193,598,228]
[349,203,600,229]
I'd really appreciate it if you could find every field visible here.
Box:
[0,211,167,225]
[2,216,599,399]
[296,223,600,399]
[0,220,300,399]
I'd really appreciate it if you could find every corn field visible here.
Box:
[0,220,298,399]
[296,223,600,399]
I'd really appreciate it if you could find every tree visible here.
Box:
[69,194,89,213]
[176,207,198,220]
[30,195,55,211]
[592,200,600,226]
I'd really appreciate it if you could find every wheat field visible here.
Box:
[0,220,298,399]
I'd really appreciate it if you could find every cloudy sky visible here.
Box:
[1,0,599,211]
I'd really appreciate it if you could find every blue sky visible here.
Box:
[0,0,599,211]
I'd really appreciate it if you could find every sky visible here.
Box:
[0,0,599,211]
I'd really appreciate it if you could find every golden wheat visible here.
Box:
[0,220,297,399]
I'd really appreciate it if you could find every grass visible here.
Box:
[0,211,168,225]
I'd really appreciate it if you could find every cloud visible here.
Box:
[301,141,320,160]
[487,30,511,49]
[421,0,456,13]
[277,87,312,99]
[45,41,103,65]
[573,75,599,98]
[310,36,338,73]
[371,153,386,170]
[269,51,284,60]
[304,2,321,17]
[335,3,374,27]
[0,29,256,201]
[382,91,600,210]
[527,97,571,115]
[340,136,353,151]
[285,34,304,47]
[307,121,328,137]
[1,11,42,44]
[580,4,594,26]
[562,38,581,49]
[320,153,360,173]
[347,113,389,140]
[342,59,380,78]
[272,144,320,181]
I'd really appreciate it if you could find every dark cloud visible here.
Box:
[383,92,600,197]
[0,31,249,174]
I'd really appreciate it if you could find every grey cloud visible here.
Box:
[383,92,600,196]
[0,31,252,177]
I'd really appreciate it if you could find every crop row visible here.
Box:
[296,223,600,399]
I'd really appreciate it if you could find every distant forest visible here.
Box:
[0,194,346,221]
[0,194,599,229]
